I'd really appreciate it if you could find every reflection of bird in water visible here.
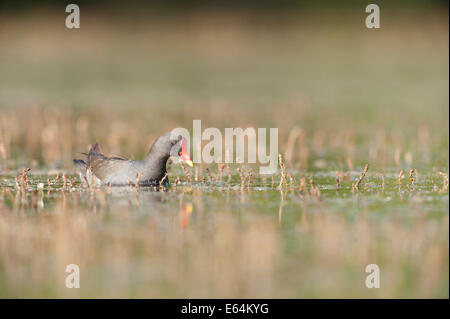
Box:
[181,203,193,229]
[83,186,169,211]
[73,133,192,187]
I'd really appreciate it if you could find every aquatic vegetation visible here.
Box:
[0,162,448,298]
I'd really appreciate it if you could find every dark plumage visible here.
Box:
[73,133,192,187]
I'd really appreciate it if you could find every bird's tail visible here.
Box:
[87,142,104,167]
[73,159,87,173]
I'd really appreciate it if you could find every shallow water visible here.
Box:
[0,167,448,298]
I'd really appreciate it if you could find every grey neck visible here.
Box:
[143,149,169,182]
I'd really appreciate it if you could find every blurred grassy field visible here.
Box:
[0,7,448,298]
[0,9,448,168]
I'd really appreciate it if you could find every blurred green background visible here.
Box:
[0,0,448,168]
[0,0,448,299]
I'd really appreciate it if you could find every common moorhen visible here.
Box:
[73,133,193,187]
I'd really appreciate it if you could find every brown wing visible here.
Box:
[86,143,133,181]
[89,157,132,181]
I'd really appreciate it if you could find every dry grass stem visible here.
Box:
[354,164,369,190]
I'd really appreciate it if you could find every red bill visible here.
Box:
[179,138,193,167]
